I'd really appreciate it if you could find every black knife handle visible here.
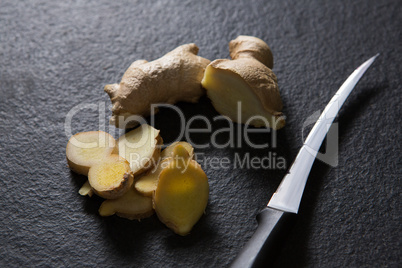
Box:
[230,207,297,268]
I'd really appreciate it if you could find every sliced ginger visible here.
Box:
[99,185,153,220]
[134,158,171,197]
[78,181,93,197]
[88,154,134,199]
[153,145,209,236]
[201,35,285,129]
[117,124,162,175]
[135,141,194,196]
[67,126,163,199]
[66,131,116,176]
[160,141,194,159]
[67,130,208,235]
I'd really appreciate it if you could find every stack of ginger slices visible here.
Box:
[66,124,209,236]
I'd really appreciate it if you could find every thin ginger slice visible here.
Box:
[135,141,194,196]
[117,124,162,175]
[66,131,116,176]
[99,185,153,220]
[88,154,134,199]
[153,145,209,236]
[160,141,194,159]
[78,181,93,197]
[134,158,171,197]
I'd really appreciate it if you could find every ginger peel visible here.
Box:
[105,43,210,128]
[201,35,285,129]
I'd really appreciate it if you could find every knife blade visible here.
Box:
[230,54,379,268]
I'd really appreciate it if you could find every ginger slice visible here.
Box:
[66,131,116,176]
[117,124,162,175]
[201,35,285,130]
[160,141,194,159]
[134,158,171,197]
[153,145,209,236]
[88,154,134,199]
[135,142,194,196]
[78,181,93,197]
[99,186,153,220]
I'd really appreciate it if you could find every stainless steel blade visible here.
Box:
[268,54,379,214]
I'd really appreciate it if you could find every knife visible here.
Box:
[230,54,379,268]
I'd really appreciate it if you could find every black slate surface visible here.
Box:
[0,0,400,267]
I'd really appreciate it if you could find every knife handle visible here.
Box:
[230,207,297,268]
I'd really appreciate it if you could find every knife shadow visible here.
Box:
[219,116,294,266]
[273,84,385,267]
[336,83,386,145]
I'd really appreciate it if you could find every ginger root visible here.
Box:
[105,44,210,128]
[88,154,134,199]
[201,35,285,129]
[116,124,162,175]
[135,141,194,196]
[153,144,209,236]
[66,131,116,176]
[99,185,153,220]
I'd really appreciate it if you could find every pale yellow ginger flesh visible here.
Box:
[67,131,208,235]
[78,181,93,197]
[104,43,211,129]
[135,142,194,196]
[202,66,285,129]
[154,145,209,236]
[88,154,134,199]
[201,35,285,129]
[160,141,194,159]
[99,186,153,220]
[66,131,116,176]
[117,124,162,175]
[134,158,171,197]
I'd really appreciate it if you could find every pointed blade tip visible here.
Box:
[266,54,379,215]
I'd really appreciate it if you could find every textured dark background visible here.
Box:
[0,0,400,267]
